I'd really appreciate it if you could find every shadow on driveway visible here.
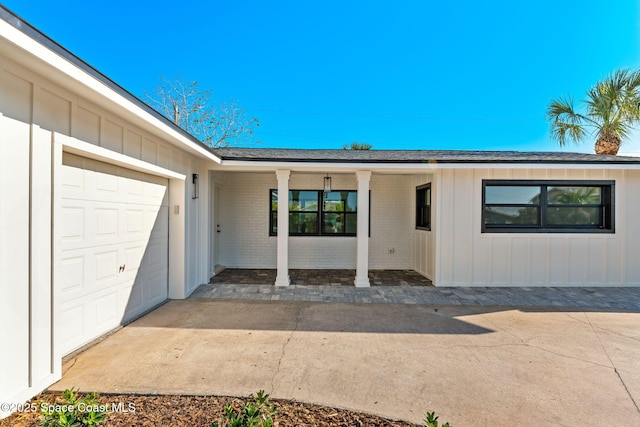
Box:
[52,299,640,426]
[129,299,494,334]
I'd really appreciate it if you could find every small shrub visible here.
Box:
[40,388,107,427]
[424,410,451,427]
[212,390,276,427]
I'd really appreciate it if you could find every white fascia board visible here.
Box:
[57,132,185,181]
[0,19,221,165]
[215,160,640,172]
[216,160,440,173]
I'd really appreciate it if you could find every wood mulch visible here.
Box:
[1,393,417,426]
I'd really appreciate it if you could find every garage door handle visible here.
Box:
[119,264,126,273]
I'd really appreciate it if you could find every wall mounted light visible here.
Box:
[192,173,199,199]
[324,174,332,192]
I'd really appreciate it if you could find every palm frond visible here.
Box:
[546,97,590,146]
[551,121,588,146]
[548,68,640,153]
[584,68,640,139]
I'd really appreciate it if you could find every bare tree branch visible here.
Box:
[143,76,259,147]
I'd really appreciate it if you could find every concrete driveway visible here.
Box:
[52,299,640,426]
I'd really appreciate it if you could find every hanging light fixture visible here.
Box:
[324,173,332,192]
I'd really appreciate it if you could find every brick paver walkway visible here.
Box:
[190,269,640,310]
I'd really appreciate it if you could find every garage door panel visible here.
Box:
[60,203,163,251]
[149,206,169,237]
[149,182,169,203]
[96,169,118,195]
[92,291,119,331]
[120,174,168,206]
[94,249,119,283]
[121,175,144,199]
[59,255,84,293]
[59,302,84,352]
[60,206,85,243]
[123,245,144,275]
[96,207,119,238]
[125,208,145,236]
[143,240,168,271]
[122,283,144,320]
[145,271,167,305]
[59,154,168,356]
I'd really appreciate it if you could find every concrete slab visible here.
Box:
[52,300,640,426]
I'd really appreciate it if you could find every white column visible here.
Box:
[275,170,291,286]
[354,171,371,287]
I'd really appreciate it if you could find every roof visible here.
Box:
[211,148,640,164]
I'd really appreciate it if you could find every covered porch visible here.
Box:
[207,166,435,288]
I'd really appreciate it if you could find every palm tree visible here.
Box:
[342,142,373,150]
[547,69,640,155]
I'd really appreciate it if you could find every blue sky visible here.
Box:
[4,1,640,153]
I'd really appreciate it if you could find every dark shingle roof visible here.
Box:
[211,148,640,164]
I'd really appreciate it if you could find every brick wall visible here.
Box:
[216,172,416,269]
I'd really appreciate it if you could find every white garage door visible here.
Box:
[58,153,169,356]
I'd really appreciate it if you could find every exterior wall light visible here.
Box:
[192,173,199,199]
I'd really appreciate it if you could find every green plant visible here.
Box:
[212,390,276,427]
[547,68,640,155]
[424,410,451,427]
[40,388,108,427]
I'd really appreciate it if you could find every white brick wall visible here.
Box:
[370,174,415,269]
[216,172,417,269]
[217,172,277,268]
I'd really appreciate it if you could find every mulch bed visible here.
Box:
[1,393,417,426]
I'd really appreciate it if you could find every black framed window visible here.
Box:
[482,180,614,233]
[416,183,431,230]
[270,190,360,236]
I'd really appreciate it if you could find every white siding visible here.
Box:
[217,172,415,269]
[436,168,640,287]
[0,70,33,411]
[0,52,209,414]
[412,174,435,280]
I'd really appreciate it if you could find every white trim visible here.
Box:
[354,171,371,287]
[275,170,290,286]
[55,132,185,180]
[217,160,640,172]
[0,373,58,419]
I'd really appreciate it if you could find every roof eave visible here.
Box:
[215,158,640,171]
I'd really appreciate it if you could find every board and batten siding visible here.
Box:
[412,174,435,281]
[215,172,415,269]
[435,168,640,286]
[0,54,209,293]
[0,53,209,415]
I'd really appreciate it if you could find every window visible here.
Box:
[416,183,431,230]
[482,180,614,233]
[270,190,359,236]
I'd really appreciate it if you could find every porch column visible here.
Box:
[275,170,290,286]
[354,171,371,287]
